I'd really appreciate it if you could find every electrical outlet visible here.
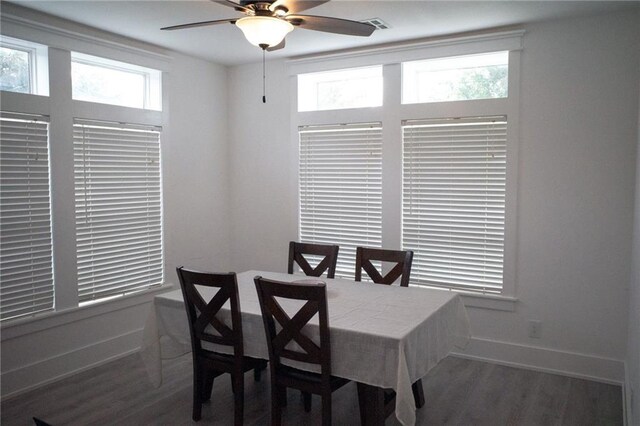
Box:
[528,320,542,338]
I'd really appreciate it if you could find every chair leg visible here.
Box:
[357,383,385,426]
[231,374,237,394]
[201,373,215,402]
[321,392,332,426]
[412,379,425,408]
[233,374,244,426]
[192,363,203,421]
[254,362,267,382]
[271,385,283,426]
[278,386,288,407]
[302,391,312,412]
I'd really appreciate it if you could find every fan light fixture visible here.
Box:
[236,16,293,49]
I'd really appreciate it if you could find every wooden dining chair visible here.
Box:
[176,267,267,424]
[353,247,425,409]
[355,247,414,287]
[254,276,349,426]
[288,241,339,279]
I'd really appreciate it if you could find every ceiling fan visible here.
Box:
[161,0,376,51]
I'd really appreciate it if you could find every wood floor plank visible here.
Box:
[1,353,623,425]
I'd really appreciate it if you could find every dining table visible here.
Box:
[140,270,470,426]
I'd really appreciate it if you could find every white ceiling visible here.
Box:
[6,1,640,66]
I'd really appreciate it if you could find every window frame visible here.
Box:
[290,30,521,308]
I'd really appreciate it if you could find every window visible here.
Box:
[74,120,163,303]
[402,116,507,293]
[402,51,508,104]
[298,66,383,112]
[71,52,162,110]
[299,123,382,278]
[0,46,30,93]
[294,33,520,300]
[0,36,49,96]
[0,112,54,321]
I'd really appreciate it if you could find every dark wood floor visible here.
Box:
[1,353,623,425]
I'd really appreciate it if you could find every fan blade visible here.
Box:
[161,18,236,31]
[266,39,286,51]
[287,14,375,36]
[269,0,328,14]
[211,0,251,13]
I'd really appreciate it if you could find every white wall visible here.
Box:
[228,59,297,272]
[626,86,640,425]
[460,11,639,381]
[163,53,231,274]
[228,11,640,383]
[0,12,231,397]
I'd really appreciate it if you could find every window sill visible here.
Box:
[0,283,175,341]
[409,284,518,312]
[460,292,517,312]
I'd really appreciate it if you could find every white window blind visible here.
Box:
[0,112,54,321]
[74,119,163,302]
[299,123,382,279]
[402,116,507,293]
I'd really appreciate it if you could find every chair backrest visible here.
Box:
[176,267,243,358]
[288,241,339,279]
[355,247,414,287]
[254,276,331,379]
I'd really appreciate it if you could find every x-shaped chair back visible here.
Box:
[177,267,243,357]
[288,241,339,279]
[254,276,331,375]
[355,247,414,287]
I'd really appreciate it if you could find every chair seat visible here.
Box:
[275,364,349,394]
[201,350,267,374]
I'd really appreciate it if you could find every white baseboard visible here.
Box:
[2,332,627,405]
[1,328,143,401]
[451,336,625,385]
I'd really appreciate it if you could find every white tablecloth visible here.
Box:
[141,270,470,426]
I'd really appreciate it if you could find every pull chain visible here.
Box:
[262,47,266,103]
[258,44,268,103]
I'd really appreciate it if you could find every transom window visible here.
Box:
[298,66,383,112]
[0,36,49,96]
[402,51,509,104]
[71,52,162,110]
